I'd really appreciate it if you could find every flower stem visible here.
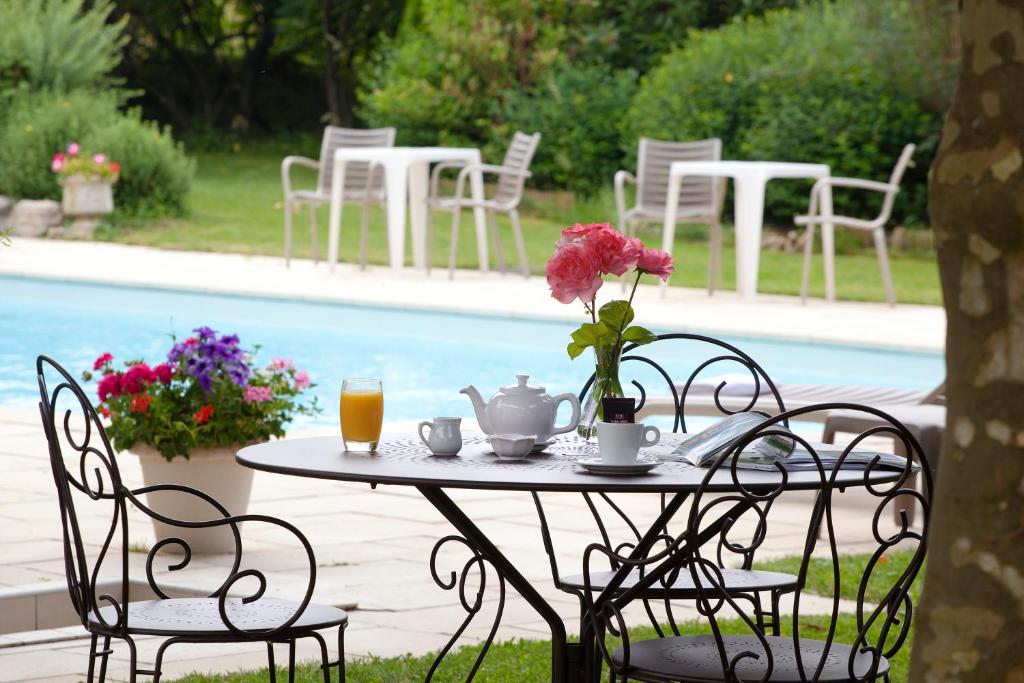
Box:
[610,270,644,358]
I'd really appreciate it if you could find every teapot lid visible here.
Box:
[500,374,545,395]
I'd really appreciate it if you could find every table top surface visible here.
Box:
[333,146,480,161]
[669,160,829,178]
[237,432,901,494]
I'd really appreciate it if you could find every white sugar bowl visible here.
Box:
[488,434,535,461]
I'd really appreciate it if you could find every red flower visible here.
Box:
[99,406,111,418]
[130,393,151,414]
[184,337,198,346]
[153,363,173,384]
[93,353,113,371]
[97,373,122,402]
[121,364,156,394]
[109,161,120,175]
[193,404,214,425]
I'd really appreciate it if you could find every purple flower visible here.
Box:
[168,326,252,392]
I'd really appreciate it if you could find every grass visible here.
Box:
[757,549,923,605]
[166,614,911,683]
[99,143,942,306]
[165,553,920,683]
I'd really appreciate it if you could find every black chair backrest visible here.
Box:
[37,355,130,634]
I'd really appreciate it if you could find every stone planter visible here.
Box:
[132,445,254,555]
[58,174,113,238]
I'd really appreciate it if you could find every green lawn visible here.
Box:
[757,549,923,605]
[166,614,910,683]
[100,145,941,306]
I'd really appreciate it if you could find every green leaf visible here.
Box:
[597,300,634,331]
[621,325,658,346]
[567,342,586,360]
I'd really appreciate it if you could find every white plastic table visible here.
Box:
[327,147,489,272]
[664,161,833,300]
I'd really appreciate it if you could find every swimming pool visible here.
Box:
[4,276,944,428]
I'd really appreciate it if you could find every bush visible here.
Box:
[0,0,125,93]
[623,1,942,224]
[498,63,637,196]
[0,89,193,216]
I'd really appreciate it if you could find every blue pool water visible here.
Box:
[3,276,944,428]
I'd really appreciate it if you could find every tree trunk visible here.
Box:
[909,1,1024,681]
[321,0,341,126]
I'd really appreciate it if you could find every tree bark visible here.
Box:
[910,1,1024,681]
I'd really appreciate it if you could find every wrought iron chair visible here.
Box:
[426,130,541,278]
[532,333,797,638]
[281,126,396,267]
[37,356,348,683]
[615,138,727,293]
[583,404,931,683]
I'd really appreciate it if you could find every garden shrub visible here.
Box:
[623,0,942,224]
[0,89,193,216]
[498,63,637,196]
[0,0,125,93]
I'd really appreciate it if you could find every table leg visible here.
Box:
[417,486,569,682]
[327,160,346,273]
[818,181,836,301]
[733,177,766,301]
[408,160,430,269]
[660,174,683,297]
[468,165,489,272]
[383,161,409,271]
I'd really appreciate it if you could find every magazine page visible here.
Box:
[667,412,792,467]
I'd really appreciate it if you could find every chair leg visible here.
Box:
[509,209,529,278]
[359,198,372,271]
[800,222,816,303]
[288,639,297,683]
[310,205,320,265]
[125,636,138,683]
[338,623,347,683]
[97,635,112,683]
[489,210,508,274]
[310,631,331,683]
[873,227,896,307]
[87,634,98,683]
[267,642,278,683]
[707,216,723,295]
[425,203,435,276]
[284,200,294,268]
[448,207,462,280]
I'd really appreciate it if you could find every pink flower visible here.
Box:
[294,371,311,390]
[244,385,273,403]
[67,142,80,156]
[93,352,113,371]
[270,358,294,371]
[97,373,122,402]
[560,222,604,242]
[585,226,639,277]
[153,363,174,384]
[51,152,65,172]
[637,248,675,282]
[121,364,155,394]
[92,154,106,164]
[546,241,603,305]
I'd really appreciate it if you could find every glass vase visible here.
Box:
[577,347,624,441]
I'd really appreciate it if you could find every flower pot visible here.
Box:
[131,445,254,555]
[61,174,114,216]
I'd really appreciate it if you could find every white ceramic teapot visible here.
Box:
[461,374,581,443]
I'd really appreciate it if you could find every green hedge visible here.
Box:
[623,1,941,224]
[498,62,637,196]
[0,90,194,216]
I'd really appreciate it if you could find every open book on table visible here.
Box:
[665,411,914,472]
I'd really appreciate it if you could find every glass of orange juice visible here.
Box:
[340,378,384,452]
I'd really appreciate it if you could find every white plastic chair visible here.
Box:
[426,131,541,279]
[280,126,396,267]
[797,143,916,307]
[615,138,726,293]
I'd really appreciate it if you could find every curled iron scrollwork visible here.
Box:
[425,535,506,683]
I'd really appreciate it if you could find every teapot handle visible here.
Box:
[550,393,582,436]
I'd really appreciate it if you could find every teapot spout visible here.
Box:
[459,385,492,433]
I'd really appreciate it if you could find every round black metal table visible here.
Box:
[237,433,902,683]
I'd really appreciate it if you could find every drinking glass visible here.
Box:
[340,378,384,453]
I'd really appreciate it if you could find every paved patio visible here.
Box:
[0,240,940,681]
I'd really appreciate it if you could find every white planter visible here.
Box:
[61,175,114,217]
[132,445,254,555]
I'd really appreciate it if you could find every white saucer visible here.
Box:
[485,437,554,454]
[576,455,661,475]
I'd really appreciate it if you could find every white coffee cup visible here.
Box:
[596,421,660,465]
[418,417,463,456]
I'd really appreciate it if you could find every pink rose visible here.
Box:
[93,153,106,164]
[560,222,606,243]
[585,226,640,277]
[637,248,675,282]
[67,142,80,156]
[546,241,603,304]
